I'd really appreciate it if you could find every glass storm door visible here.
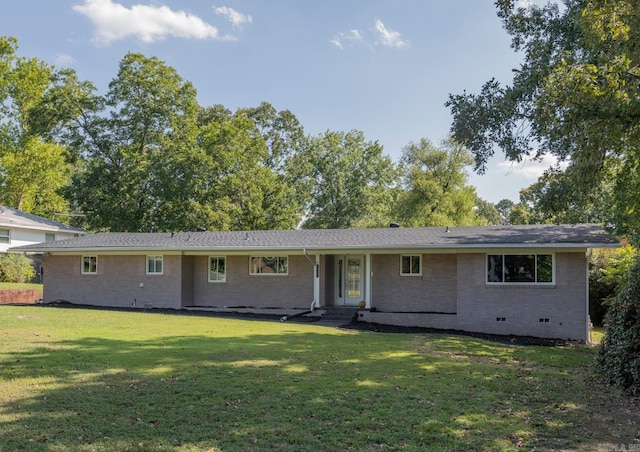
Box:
[335,255,364,306]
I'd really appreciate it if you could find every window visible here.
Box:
[0,229,10,244]
[487,254,553,284]
[250,256,288,275]
[146,255,163,275]
[45,233,55,242]
[82,256,98,274]
[209,256,226,282]
[401,255,421,276]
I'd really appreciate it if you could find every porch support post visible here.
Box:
[365,253,372,308]
[314,254,321,309]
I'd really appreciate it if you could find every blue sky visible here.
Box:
[1,0,555,203]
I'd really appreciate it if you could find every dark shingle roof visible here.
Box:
[9,224,618,253]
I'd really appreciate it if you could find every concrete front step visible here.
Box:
[321,307,358,322]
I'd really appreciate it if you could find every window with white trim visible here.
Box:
[209,256,226,282]
[400,255,421,276]
[487,254,553,284]
[0,229,10,244]
[250,256,288,275]
[146,255,163,275]
[82,256,98,274]
[45,233,55,242]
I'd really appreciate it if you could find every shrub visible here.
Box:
[596,256,640,395]
[589,245,637,326]
[0,253,36,283]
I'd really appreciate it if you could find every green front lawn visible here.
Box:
[0,282,43,291]
[0,306,637,451]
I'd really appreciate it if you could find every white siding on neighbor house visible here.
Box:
[0,227,78,253]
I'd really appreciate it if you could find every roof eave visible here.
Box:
[10,241,620,254]
[0,222,86,234]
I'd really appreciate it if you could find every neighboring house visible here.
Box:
[10,224,618,341]
[0,205,86,252]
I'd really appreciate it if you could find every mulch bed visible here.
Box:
[13,301,575,347]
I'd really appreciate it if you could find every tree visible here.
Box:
[474,198,502,225]
[508,202,532,225]
[238,101,305,173]
[192,107,303,231]
[395,138,481,227]
[0,137,70,216]
[297,130,397,229]
[446,0,640,240]
[0,36,73,217]
[495,199,515,224]
[32,51,306,232]
[590,244,637,326]
[597,254,640,395]
[69,52,201,231]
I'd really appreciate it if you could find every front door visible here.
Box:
[335,255,364,306]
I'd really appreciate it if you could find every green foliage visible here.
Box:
[474,198,502,225]
[511,163,618,227]
[600,245,637,289]
[590,245,638,326]
[195,106,303,230]
[495,198,515,224]
[396,138,483,227]
[0,36,73,218]
[34,48,306,232]
[298,130,397,229]
[0,253,35,283]
[239,101,305,173]
[447,0,640,242]
[69,52,201,232]
[597,255,640,395]
[590,249,619,325]
[0,137,71,216]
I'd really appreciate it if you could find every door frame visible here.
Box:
[334,254,365,306]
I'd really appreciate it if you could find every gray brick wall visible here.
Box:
[44,254,183,309]
[360,252,587,340]
[455,252,586,340]
[191,255,314,309]
[371,254,457,313]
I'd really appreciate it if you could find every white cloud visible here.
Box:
[73,0,230,46]
[54,53,76,66]
[330,29,363,50]
[214,6,252,29]
[496,154,570,179]
[373,19,407,48]
[331,20,407,51]
[515,0,533,7]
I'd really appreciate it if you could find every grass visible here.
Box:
[0,282,43,291]
[590,327,605,344]
[0,306,638,451]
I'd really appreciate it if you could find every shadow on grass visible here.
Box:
[0,320,634,450]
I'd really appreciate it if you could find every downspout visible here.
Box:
[303,248,318,311]
[586,248,593,343]
[281,248,317,322]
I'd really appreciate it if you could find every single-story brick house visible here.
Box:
[10,224,618,341]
